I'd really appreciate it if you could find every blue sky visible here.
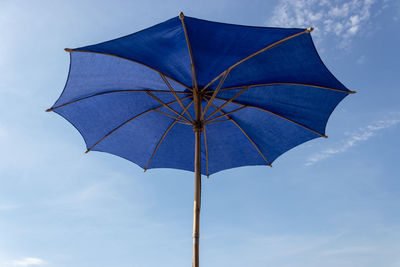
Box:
[1,0,399,266]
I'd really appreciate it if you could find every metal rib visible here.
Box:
[214,96,327,138]
[203,96,272,167]
[144,100,194,170]
[201,28,311,92]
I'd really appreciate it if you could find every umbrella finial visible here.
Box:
[64,48,73,52]
[305,27,314,33]
[179,12,184,20]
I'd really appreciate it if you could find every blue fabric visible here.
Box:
[184,17,305,87]
[71,17,191,88]
[216,84,346,135]
[51,15,351,175]
[220,34,348,91]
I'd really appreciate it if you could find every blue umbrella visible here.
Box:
[47,13,354,266]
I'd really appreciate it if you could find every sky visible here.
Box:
[0,0,399,266]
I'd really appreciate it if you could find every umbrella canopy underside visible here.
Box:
[50,15,352,176]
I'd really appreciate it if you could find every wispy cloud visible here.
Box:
[204,227,400,267]
[5,258,45,266]
[268,0,381,49]
[306,112,400,166]
[319,246,375,255]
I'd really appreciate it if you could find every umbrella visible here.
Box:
[47,12,354,267]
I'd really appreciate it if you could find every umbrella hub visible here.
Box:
[196,90,207,99]
[193,88,205,133]
[193,119,204,132]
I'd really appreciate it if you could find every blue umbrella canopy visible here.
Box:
[47,13,354,266]
[48,14,353,176]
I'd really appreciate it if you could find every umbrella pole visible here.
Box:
[193,91,202,267]
[193,129,201,267]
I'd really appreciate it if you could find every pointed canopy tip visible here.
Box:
[306,27,314,33]
[64,48,73,52]
[349,90,357,94]
[45,108,53,112]
[323,135,328,138]
[143,168,147,172]
[85,149,89,154]
[179,12,184,20]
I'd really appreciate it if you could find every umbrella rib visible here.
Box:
[46,90,191,112]
[85,97,192,153]
[203,96,272,167]
[153,109,192,125]
[206,106,246,123]
[159,73,194,122]
[205,118,232,125]
[201,71,229,120]
[214,96,327,138]
[204,86,249,121]
[144,100,194,171]
[201,28,313,92]
[208,82,356,94]
[65,48,191,91]
[145,91,192,123]
[204,125,210,178]
[179,12,198,91]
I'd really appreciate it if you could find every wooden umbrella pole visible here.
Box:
[193,89,203,267]
[193,128,201,267]
[181,11,202,265]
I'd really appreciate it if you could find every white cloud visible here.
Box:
[306,112,400,166]
[6,258,45,266]
[268,0,380,49]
